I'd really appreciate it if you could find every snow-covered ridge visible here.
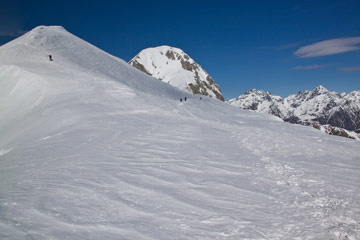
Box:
[129,45,224,101]
[229,85,360,138]
[0,26,187,101]
[1,26,360,239]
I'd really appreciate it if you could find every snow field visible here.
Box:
[0,26,359,239]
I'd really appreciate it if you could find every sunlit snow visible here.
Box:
[1,26,359,240]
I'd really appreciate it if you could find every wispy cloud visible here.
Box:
[294,64,327,70]
[0,29,26,37]
[294,37,360,58]
[0,26,27,46]
[338,65,360,72]
[0,21,26,37]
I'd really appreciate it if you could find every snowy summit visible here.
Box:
[129,46,224,101]
[1,26,360,239]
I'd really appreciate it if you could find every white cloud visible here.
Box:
[294,64,326,70]
[338,65,360,72]
[294,37,360,58]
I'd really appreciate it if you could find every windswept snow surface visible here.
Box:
[1,26,360,240]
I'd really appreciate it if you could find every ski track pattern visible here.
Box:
[1,108,359,239]
[238,126,360,239]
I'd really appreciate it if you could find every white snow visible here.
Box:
[1,26,360,240]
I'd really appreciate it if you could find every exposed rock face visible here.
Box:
[129,46,224,101]
[312,124,359,140]
[228,86,360,139]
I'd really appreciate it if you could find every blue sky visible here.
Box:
[1,0,359,99]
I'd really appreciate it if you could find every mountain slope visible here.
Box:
[1,26,360,240]
[129,46,224,101]
[229,86,360,139]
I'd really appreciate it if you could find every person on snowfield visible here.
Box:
[184,97,187,101]
[180,98,182,102]
[49,55,53,61]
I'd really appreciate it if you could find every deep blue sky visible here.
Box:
[1,0,359,99]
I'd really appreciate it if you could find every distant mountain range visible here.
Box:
[228,86,360,139]
[129,46,224,101]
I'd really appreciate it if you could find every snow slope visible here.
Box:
[129,46,224,101]
[1,26,360,240]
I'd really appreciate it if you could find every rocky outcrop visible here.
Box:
[312,124,359,140]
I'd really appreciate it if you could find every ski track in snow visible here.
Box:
[0,26,359,240]
[238,127,360,239]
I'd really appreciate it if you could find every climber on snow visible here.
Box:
[49,55,53,61]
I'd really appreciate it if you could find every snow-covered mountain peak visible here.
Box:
[28,25,67,35]
[286,85,341,106]
[134,45,188,59]
[129,45,224,101]
[309,85,338,98]
[230,88,283,104]
[1,25,91,57]
[244,89,271,95]
[313,85,328,93]
[2,25,71,49]
[147,45,190,58]
[228,89,287,119]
